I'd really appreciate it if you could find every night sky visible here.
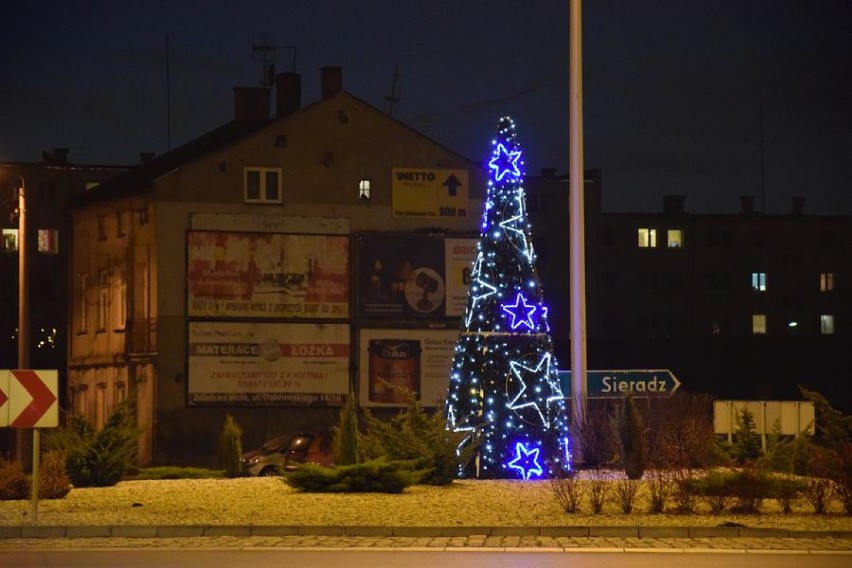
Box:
[2,0,850,215]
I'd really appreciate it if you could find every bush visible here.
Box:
[646,469,673,514]
[127,467,224,480]
[39,450,71,499]
[646,392,715,469]
[333,395,359,466]
[731,408,762,466]
[685,468,806,515]
[550,472,583,514]
[0,459,29,500]
[284,459,420,493]
[219,414,243,478]
[618,394,647,480]
[363,396,472,486]
[588,469,610,514]
[44,399,140,487]
[614,478,639,513]
[576,400,616,468]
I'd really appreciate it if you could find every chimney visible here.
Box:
[321,66,343,98]
[792,196,806,216]
[233,87,270,122]
[276,72,301,117]
[662,195,686,215]
[740,195,755,215]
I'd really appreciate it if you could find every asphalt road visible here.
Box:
[1,549,850,568]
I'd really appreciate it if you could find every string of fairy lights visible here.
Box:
[446,116,571,480]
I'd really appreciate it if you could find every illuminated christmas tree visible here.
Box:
[445,117,571,480]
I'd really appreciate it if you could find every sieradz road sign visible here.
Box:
[558,369,681,399]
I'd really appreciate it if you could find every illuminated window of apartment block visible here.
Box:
[359,179,371,200]
[638,228,657,248]
[667,229,683,248]
[820,272,834,292]
[752,314,767,335]
[751,272,767,292]
[820,315,835,335]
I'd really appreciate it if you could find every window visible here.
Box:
[37,228,59,253]
[97,270,109,331]
[667,229,683,248]
[752,314,767,335]
[79,273,89,332]
[97,214,107,240]
[751,272,767,292]
[115,277,127,330]
[1,228,17,252]
[820,315,835,335]
[116,210,127,236]
[820,272,834,292]
[637,228,657,248]
[244,167,282,203]
[359,179,371,200]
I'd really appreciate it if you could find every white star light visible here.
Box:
[498,214,533,263]
[465,254,498,328]
[488,143,522,182]
[506,353,562,428]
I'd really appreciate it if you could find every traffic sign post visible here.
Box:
[558,369,681,399]
[0,369,59,522]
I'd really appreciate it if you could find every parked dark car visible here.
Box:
[241,431,334,476]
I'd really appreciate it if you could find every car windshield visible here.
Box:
[260,434,292,453]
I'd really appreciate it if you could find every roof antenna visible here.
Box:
[252,35,276,88]
[384,63,401,117]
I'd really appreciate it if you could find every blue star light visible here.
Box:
[488,143,522,182]
[502,292,537,330]
[507,442,543,480]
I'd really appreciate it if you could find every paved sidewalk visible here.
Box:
[1,534,851,552]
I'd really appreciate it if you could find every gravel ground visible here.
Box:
[1,477,850,531]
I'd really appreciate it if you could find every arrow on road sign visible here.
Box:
[558,369,681,399]
[0,371,8,427]
[7,369,58,428]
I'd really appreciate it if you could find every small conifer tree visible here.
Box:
[333,394,360,466]
[619,393,647,480]
[219,414,244,478]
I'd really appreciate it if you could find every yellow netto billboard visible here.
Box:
[392,168,469,218]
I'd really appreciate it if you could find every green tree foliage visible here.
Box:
[731,407,762,465]
[618,393,647,480]
[363,395,473,485]
[44,399,140,487]
[333,394,360,466]
[284,459,420,493]
[219,414,244,478]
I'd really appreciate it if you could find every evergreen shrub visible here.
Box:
[284,459,420,493]
[219,414,244,478]
[39,450,71,499]
[618,393,647,480]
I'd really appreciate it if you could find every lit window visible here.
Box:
[359,179,371,200]
[751,272,767,292]
[820,315,834,335]
[2,228,18,252]
[37,228,59,253]
[667,229,683,248]
[638,228,657,248]
[244,167,282,203]
[820,272,834,292]
[752,314,767,334]
[115,276,127,331]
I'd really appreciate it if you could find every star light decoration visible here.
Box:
[445,116,571,480]
[507,442,543,480]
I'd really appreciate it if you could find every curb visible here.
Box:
[1,525,851,539]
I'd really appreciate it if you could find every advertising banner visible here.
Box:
[358,328,459,407]
[392,168,469,218]
[357,235,477,319]
[187,231,349,319]
[188,321,350,406]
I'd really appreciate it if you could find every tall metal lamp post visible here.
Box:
[15,175,29,463]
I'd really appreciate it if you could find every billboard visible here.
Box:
[392,168,469,218]
[357,234,478,319]
[187,321,350,406]
[187,231,349,319]
[358,327,459,407]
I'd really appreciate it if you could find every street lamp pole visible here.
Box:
[16,176,29,463]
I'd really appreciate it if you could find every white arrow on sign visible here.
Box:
[6,369,58,428]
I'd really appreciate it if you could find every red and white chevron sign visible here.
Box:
[0,369,58,428]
